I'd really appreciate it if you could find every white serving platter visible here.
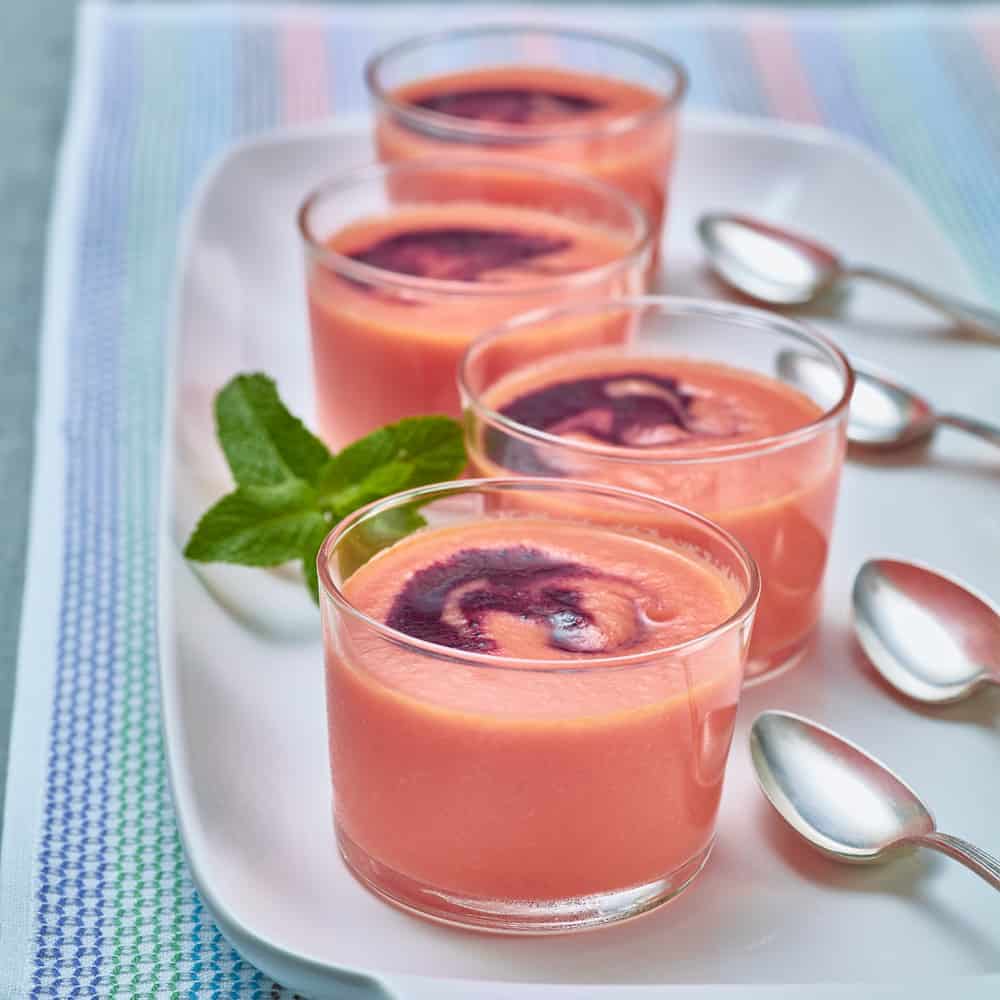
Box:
[160,112,1000,1000]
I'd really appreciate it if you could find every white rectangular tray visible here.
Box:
[160,112,1000,999]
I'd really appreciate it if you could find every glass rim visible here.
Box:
[317,477,761,673]
[459,295,856,465]
[297,158,654,298]
[364,24,688,143]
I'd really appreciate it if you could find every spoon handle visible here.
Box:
[934,413,1000,449]
[845,265,1000,345]
[912,831,1000,890]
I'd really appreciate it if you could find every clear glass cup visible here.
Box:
[298,159,651,448]
[460,297,854,683]
[318,478,759,933]
[366,26,686,256]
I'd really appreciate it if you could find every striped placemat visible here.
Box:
[2,3,999,996]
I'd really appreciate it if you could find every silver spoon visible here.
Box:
[853,558,1000,704]
[750,710,1000,890]
[776,351,1000,450]
[697,213,1000,345]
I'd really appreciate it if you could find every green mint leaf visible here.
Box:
[386,415,468,484]
[320,426,404,491]
[215,374,331,487]
[323,460,416,519]
[320,416,466,517]
[184,479,327,566]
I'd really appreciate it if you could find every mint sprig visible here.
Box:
[183,374,466,601]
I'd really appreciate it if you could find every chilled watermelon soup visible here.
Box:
[461,300,853,682]
[375,66,676,243]
[319,480,759,932]
[366,27,687,248]
[299,161,650,448]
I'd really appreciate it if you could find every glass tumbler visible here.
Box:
[299,158,651,448]
[461,297,853,682]
[318,478,759,932]
[366,26,686,258]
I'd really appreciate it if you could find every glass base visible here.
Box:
[337,826,713,934]
[743,629,814,687]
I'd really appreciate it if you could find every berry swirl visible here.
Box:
[503,372,692,445]
[412,87,603,125]
[348,228,573,284]
[386,545,655,655]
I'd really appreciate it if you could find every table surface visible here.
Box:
[0,0,75,837]
[0,0,988,838]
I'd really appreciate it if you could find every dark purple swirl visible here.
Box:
[501,372,695,447]
[386,546,635,655]
[411,87,603,124]
[348,228,572,283]
[489,372,705,474]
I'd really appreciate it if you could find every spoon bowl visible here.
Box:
[698,212,1000,343]
[777,350,1000,451]
[750,711,932,860]
[697,213,840,305]
[750,711,1000,888]
[853,558,1000,704]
